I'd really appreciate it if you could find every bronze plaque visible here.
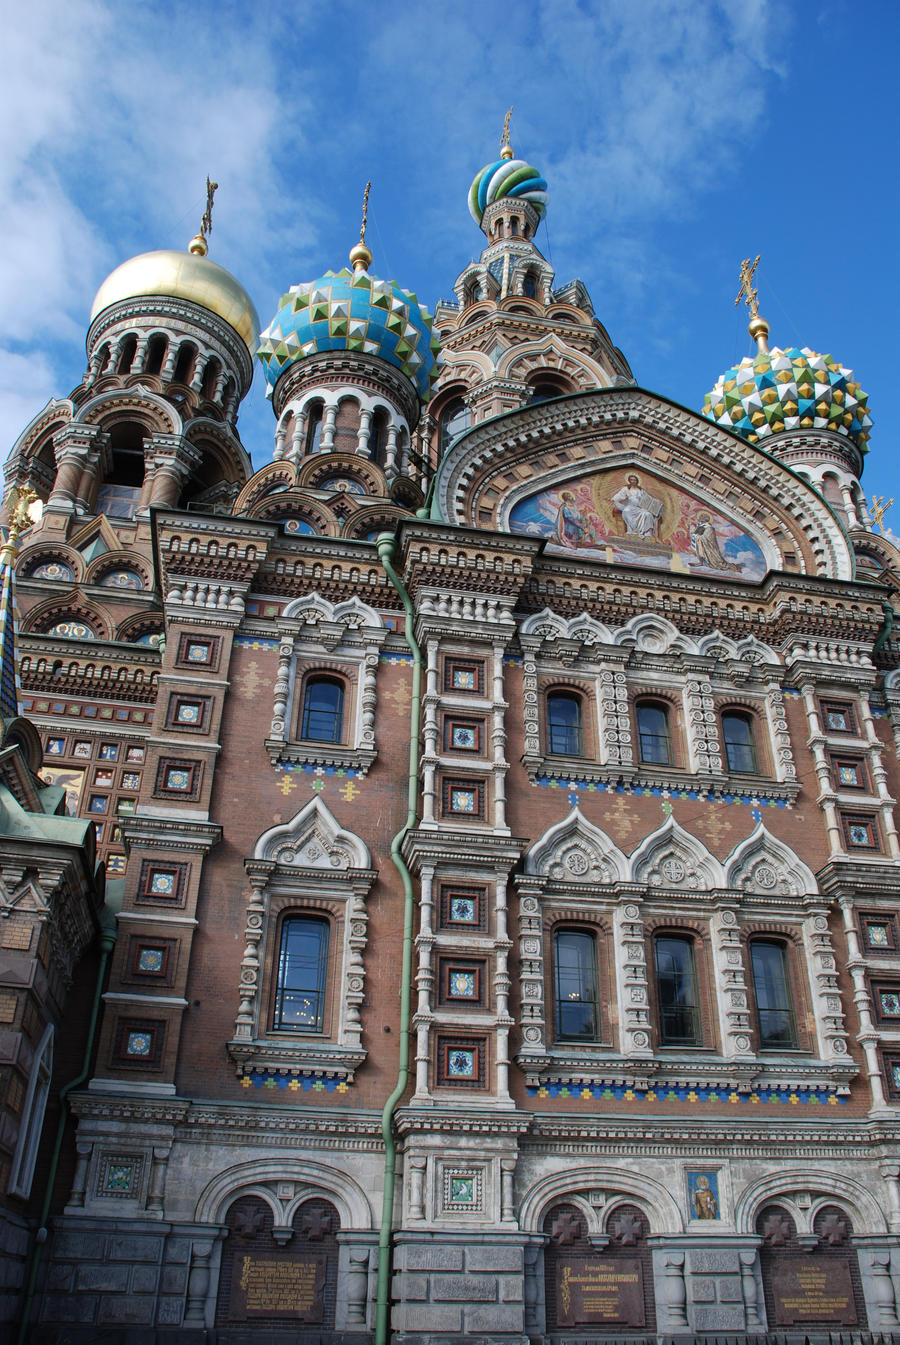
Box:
[557,1257,644,1327]
[228,1251,326,1322]
[772,1258,857,1325]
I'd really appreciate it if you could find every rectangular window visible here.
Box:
[654,936,700,1045]
[274,917,329,1031]
[444,658,484,694]
[440,886,485,930]
[820,700,856,734]
[444,717,483,753]
[437,1036,486,1088]
[750,941,798,1049]
[842,814,878,850]
[555,929,599,1040]
[442,778,484,819]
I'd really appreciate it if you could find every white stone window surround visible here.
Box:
[519,611,798,800]
[228,797,376,1082]
[514,810,854,1094]
[266,593,386,775]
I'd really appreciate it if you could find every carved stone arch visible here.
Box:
[249,490,339,537]
[85,550,152,588]
[723,823,818,896]
[733,1168,888,1236]
[195,1157,375,1228]
[23,595,111,641]
[432,349,493,386]
[17,543,84,583]
[519,1164,683,1235]
[341,505,410,540]
[566,613,616,647]
[6,398,74,482]
[525,807,629,883]
[616,613,699,657]
[629,816,725,889]
[498,332,608,389]
[233,462,297,514]
[183,416,252,483]
[254,796,371,869]
[331,596,385,632]
[115,614,164,647]
[297,452,386,498]
[498,296,544,319]
[76,387,182,436]
[519,608,569,644]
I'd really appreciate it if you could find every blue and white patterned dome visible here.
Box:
[468,158,548,225]
[257,267,441,403]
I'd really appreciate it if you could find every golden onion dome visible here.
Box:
[90,247,260,353]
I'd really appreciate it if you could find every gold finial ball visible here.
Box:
[189,233,209,257]
[349,241,373,273]
[500,145,514,160]
[748,314,770,351]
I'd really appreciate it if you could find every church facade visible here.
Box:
[3,140,900,1343]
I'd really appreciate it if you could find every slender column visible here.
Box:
[491,640,508,831]
[184,1239,216,1326]
[801,682,843,852]
[132,334,150,373]
[880,1162,900,1231]
[500,1158,516,1221]
[412,864,435,1100]
[356,407,373,456]
[739,1251,763,1329]
[421,639,439,825]
[408,1157,427,1220]
[233,868,273,1041]
[839,481,861,528]
[146,1145,170,1216]
[64,1141,93,1210]
[663,1252,689,1330]
[614,897,653,1055]
[838,895,889,1111]
[494,869,512,1102]
[47,425,106,515]
[384,423,399,478]
[320,401,338,450]
[860,691,900,856]
[869,1251,900,1327]
[710,904,753,1057]
[802,902,851,1061]
[146,436,202,509]
[516,876,547,1058]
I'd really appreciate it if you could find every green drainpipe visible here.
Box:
[16,912,117,1345]
[374,533,422,1345]
[874,599,894,655]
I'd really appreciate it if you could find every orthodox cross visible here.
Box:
[200,176,218,240]
[359,181,371,246]
[734,255,761,318]
[871,495,893,533]
[500,106,514,157]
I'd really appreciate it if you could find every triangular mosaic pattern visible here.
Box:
[702,346,872,452]
[257,268,441,403]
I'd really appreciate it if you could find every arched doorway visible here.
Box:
[543,1200,655,1333]
[215,1194,341,1331]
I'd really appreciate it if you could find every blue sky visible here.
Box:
[2,1,896,516]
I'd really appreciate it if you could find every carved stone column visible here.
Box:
[739,1250,763,1329]
[233,865,274,1041]
[184,1238,217,1326]
[802,901,851,1061]
[64,1140,93,1211]
[516,875,547,1058]
[765,681,798,784]
[269,636,295,744]
[614,897,653,1055]
[839,896,889,1111]
[420,638,439,825]
[710,904,753,1058]
[146,436,202,510]
[412,864,435,1100]
[860,691,900,857]
[663,1251,689,1330]
[47,424,107,515]
[146,1144,171,1217]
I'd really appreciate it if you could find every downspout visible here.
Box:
[374,533,421,1345]
[15,912,117,1345]
[874,598,894,655]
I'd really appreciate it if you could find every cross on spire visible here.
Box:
[734,255,761,317]
[500,106,514,159]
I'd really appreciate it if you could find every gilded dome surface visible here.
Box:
[90,250,260,352]
[257,268,441,403]
[468,158,548,225]
[702,346,872,452]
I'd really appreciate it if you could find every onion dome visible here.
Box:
[702,346,872,452]
[467,157,548,226]
[256,262,441,404]
[90,243,260,353]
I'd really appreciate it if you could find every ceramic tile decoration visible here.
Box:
[449,895,477,923]
[99,743,119,760]
[138,948,164,973]
[125,1031,153,1057]
[150,871,176,895]
[447,1048,476,1078]
[165,768,191,791]
[175,701,201,724]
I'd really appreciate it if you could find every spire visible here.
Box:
[500,106,514,160]
[734,254,770,353]
[349,180,373,274]
[189,176,218,257]
[0,489,42,720]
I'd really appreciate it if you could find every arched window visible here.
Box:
[274,916,329,1031]
[305,402,324,454]
[522,272,538,299]
[172,342,197,385]
[750,940,797,1049]
[439,397,471,456]
[200,357,221,400]
[546,691,583,756]
[300,676,344,743]
[654,935,700,1045]
[145,334,167,376]
[722,711,758,774]
[529,382,562,404]
[116,334,137,375]
[637,701,670,765]
[554,929,598,1040]
[367,408,389,467]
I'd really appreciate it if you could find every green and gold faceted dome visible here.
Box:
[257,263,441,404]
[703,346,872,452]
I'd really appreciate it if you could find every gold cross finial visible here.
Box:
[871,495,894,533]
[500,107,514,159]
[735,255,761,317]
[189,177,218,256]
[360,180,371,246]
[201,176,218,238]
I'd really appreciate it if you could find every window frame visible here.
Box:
[299,674,346,746]
[272,914,331,1034]
[8,1023,53,1198]
[636,699,672,767]
[721,709,759,775]
[653,933,701,1047]
[546,690,585,758]
[749,938,799,1051]
[553,927,600,1043]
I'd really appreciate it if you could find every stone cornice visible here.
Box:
[402,827,528,870]
[122,815,222,854]
[86,294,254,390]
